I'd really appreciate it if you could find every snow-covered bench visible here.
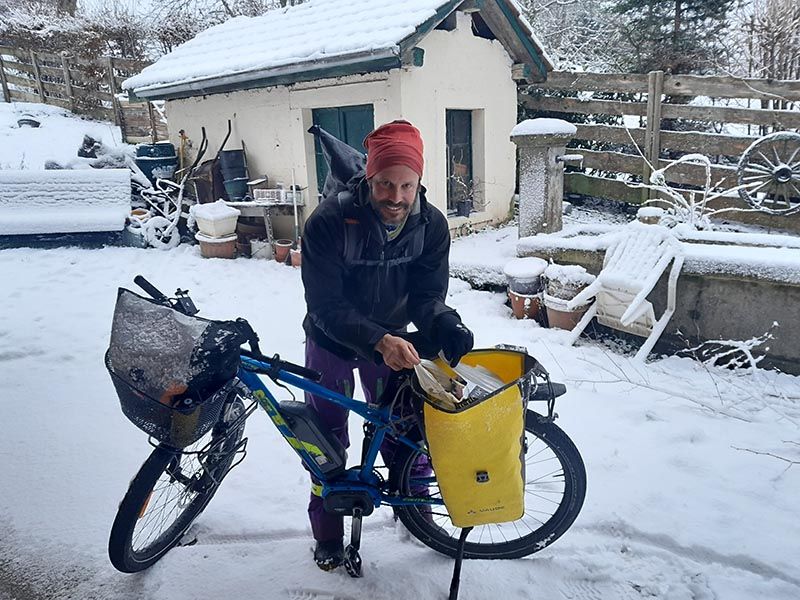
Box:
[0,169,131,235]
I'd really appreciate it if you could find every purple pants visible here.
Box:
[304,337,425,542]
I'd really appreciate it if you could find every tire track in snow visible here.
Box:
[576,520,800,589]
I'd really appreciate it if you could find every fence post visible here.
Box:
[29,50,46,103]
[60,52,75,112]
[105,56,121,126]
[147,101,157,144]
[0,53,10,103]
[642,70,664,201]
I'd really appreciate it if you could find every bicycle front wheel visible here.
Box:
[389,409,586,559]
[108,399,245,573]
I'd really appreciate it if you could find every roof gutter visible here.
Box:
[129,47,400,101]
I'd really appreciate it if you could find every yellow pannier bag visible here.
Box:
[421,348,532,528]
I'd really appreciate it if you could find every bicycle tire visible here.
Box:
[389,409,586,559]
[108,398,245,573]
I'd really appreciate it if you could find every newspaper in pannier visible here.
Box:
[105,288,247,447]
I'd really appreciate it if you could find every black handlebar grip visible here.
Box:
[282,362,323,383]
[134,275,168,302]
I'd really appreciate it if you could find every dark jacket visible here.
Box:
[301,176,455,361]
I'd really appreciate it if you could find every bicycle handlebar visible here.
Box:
[240,348,322,382]
[134,275,169,304]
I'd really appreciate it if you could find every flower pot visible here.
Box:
[509,291,541,320]
[195,232,237,259]
[504,257,548,295]
[456,199,472,217]
[223,177,249,201]
[542,293,589,330]
[273,239,293,263]
[290,248,302,267]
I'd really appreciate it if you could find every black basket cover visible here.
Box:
[107,288,246,407]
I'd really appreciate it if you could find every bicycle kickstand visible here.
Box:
[344,507,363,578]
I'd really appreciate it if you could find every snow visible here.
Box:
[0,101,123,170]
[637,206,665,218]
[511,118,577,137]
[502,256,547,280]
[1,244,799,600]
[124,0,450,93]
[190,199,241,221]
[520,224,800,286]
[0,168,131,235]
[543,263,595,287]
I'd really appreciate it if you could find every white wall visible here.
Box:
[164,9,518,229]
[399,11,518,224]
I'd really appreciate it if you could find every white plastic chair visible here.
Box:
[566,222,684,360]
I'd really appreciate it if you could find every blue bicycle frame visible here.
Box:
[236,354,443,511]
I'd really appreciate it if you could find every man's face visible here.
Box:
[368,165,420,225]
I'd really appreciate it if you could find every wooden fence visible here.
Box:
[520,71,800,208]
[0,46,167,143]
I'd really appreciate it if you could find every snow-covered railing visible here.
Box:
[0,168,131,235]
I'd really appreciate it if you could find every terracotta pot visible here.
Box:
[509,291,541,320]
[290,248,302,267]
[195,232,237,259]
[542,293,589,330]
[273,239,293,263]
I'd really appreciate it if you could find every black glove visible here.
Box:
[435,312,474,367]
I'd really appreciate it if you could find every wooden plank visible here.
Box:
[8,89,41,103]
[663,73,800,101]
[3,72,37,89]
[0,47,33,63]
[520,93,648,117]
[659,129,756,158]
[37,63,65,79]
[538,71,649,94]
[41,79,68,95]
[29,51,46,101]
[105,57,121,126]
[573,123,647,148]
[643,70,664,200]
[0,54,10,102]
[564,172,643,204]
[60,53,75,112]
[578,148,738,188]
[1,59,36,77]
[660,102,800,129]
[40,95,71,110]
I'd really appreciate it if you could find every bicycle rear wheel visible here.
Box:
[389,409,586,559]
[108,398,245,573]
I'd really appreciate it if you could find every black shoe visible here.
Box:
[314,539,344,571]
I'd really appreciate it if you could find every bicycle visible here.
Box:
[107,276,587,578]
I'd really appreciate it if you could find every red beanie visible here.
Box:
[364,120,424,180]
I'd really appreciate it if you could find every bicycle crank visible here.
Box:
[344,508,363,578]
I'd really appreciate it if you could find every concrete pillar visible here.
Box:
[510,118,577,237]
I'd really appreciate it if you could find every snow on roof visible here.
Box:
[124,0,451,94]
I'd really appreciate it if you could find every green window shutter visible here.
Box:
[312,104,374,194]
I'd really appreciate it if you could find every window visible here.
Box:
[312,104,374,193]
[446,109,473,214]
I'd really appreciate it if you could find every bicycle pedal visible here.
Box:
[343,545,363,578]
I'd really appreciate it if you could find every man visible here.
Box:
[300,120,474,570]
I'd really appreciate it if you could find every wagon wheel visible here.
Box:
[737,131,800,216]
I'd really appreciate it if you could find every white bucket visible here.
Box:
[250,238,274,259]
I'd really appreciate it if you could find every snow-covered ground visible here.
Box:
[1,244,799,600]
[1,101,799,599]
[0,102,123,170]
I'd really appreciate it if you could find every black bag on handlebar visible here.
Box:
[105,288,247,447]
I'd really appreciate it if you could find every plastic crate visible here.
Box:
[253,188,304,205]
